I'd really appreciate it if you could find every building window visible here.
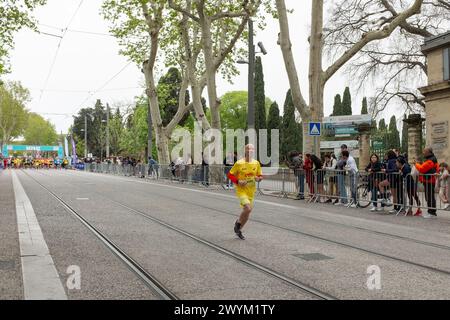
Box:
[445,47,450,81]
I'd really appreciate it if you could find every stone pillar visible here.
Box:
[358,123,371,170]
[404,114,425,163]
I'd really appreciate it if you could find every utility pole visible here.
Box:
[84,114,87,159]
[248,19,255,130]
[106,104,110,159]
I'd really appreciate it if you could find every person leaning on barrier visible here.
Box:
[341,150,358,208]
[306,154,325,203]
[366,154,383,212]
[303,154,314,198]
[379,150,399,213]
[414,147,440,219]
[334,150,348,206]
[324,154,338,203]
[288,151,305,200]
[396,156,421,216]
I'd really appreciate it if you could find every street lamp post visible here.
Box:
[84,114,88,159]
[106,104,110,159]
[237,19,267,130]
[248,19,255,130]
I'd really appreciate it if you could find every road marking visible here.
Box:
[11,171,67,300]
[76,198,89,201]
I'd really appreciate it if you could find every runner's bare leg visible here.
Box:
[238,205,253,229]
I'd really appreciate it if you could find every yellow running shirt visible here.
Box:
[228,159,262,207]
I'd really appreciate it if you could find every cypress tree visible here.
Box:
[388,116,401,150]
[342,87,352,115]
[378,119,387,150]
[254,56,266,131]
[281,90,302,160]
[157,67,190,127]
[332,94,342,116]
[267,101,281,157]
[361,97,368,115]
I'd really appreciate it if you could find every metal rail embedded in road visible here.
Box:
[21,170,178,301]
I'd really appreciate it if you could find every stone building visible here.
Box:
[420,31,450,162]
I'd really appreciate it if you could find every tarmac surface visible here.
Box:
[1,168,450,300]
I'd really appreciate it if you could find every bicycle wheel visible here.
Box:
[357,185,371,208]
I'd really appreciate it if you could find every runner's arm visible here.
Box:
[227,163,239,185]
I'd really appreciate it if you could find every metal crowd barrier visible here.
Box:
[84,162,236,190]
[82,163,450,215]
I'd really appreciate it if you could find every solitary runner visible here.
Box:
[227,144,263,240]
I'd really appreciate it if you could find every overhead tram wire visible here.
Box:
[39,0,85,102]
[71,61,134,113]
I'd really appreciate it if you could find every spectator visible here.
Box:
[335,148,348,206]
[397,156,421,216]
[379,150,399,214]
[305,154,324,202]
[288,151,305,200]
[415,147,440,218]
[148,156,159,179]
[303,154,314,198]
[438,163,449,210]
[324,153,338,203]
[366,153,383,212]
[201,153,210,186]
[342,150,358,208]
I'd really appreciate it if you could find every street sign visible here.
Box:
[335,127,358,135]
[372,141,384,149]
[309,122,321,136]
[323,115,372,125]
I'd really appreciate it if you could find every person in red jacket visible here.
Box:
[415,147,440,218]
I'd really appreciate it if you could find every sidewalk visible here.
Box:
[0,170,23,300]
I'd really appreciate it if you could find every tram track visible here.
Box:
[71,169,450,251]
[21,170,178,301]
[22,169,335,300]
[61,170,450,277]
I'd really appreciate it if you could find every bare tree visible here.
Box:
[325,0,450,119]
[276,0,425,154]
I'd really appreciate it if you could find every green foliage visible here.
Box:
[387,115,401,150]
[120,103,149,158]
[281,89,302,159]
[254,56,266,131]
[332,94,342,116]
[72,99,111,158]
[157,67,190,127]
[220,91,272,130]
[23,113,58,145]
[108,107,124,156]
[267,101,281,140]
[0,81,29,144]
[379,118,387,131]
[220,91,248,130]
[341,87,352,115]
[0,0,46,74]
[361,97,368,115]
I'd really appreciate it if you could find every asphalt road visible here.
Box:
[2,168,450,300]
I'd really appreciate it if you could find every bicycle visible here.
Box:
[357,175,393,209]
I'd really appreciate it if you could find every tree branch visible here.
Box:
[324,0,424,82]
[168,0,200,22]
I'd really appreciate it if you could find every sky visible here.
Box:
[5,0,404,134]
